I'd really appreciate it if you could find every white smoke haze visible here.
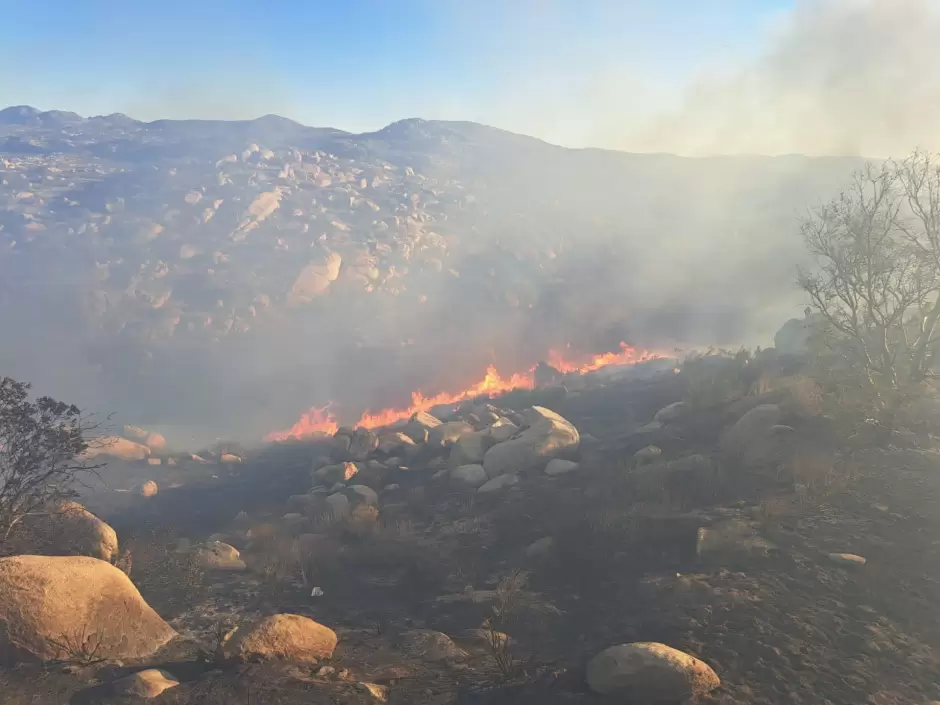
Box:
[626,0,940,157]
[2,0,936,446]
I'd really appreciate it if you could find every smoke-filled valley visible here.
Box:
[0,108,865,443]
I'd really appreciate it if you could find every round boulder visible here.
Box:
[377,432,417,456]
[313,462,359,485]
[230,614,337,664]
[450,464,489,488]
[428,421,475,448]
[720,404,783,465]
[346,484,379,507]
[348,428,379,461]
[485,417,520,443]
[194,541,246,571]
[398,629,466,662]
[0,555,177,663]
[37,501,119,562]
[405,411,442,444]
[448,432,490,467]
[145,432,167,453]
[325,492,350,520]
[85,436,151,462]
[586,642,720,701]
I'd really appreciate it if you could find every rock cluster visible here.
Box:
[298,403,581,509]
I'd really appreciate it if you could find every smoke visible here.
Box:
[626,0,940,157]
[6,0,933,446]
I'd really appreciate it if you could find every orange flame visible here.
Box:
[267,343,663,441]
[269,403,339,440]
[546,342,657,374]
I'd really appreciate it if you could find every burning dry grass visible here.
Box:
[268,344,662,440]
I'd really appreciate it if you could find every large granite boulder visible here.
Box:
[0,555,176,663]
[482,407,579,477]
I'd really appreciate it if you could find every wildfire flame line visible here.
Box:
[267,342,661,441]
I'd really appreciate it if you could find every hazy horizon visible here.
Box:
[2,0,939,157]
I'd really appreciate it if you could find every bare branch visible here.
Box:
[797,152,940,413]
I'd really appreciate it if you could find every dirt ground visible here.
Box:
[4,373,940,705]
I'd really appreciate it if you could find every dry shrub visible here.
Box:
[791,449,857,503]
[343,503,380,538]
[682,348,753,409]
[113,547,133,576]
[481,619,516,679]
[755,495,796,530]
[758,373,825,417]
[1,521,54,558]
[46,624,110,665]
[292,543,317,589]
[199,618,236,665]
[355,524,450,593]
[124,529,206,617]
[629,459,723,512]
[389,516,417,537]
[309,508,342,533]
[245,522,278,550]
[481,570,561,679]
[402,485,437,522]
[248,526,301,596]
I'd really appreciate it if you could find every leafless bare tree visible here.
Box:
[798,151,940,419]
[0,377,103,549]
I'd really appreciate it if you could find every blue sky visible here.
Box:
[0,1,794,145]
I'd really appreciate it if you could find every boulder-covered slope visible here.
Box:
[0,107,864,439]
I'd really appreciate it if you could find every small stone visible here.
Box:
[525,536,554,558]
[358,682,389,702]
[828,552,866,567]
[634,445,662,462]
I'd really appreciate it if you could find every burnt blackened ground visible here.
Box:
[5,372,940,704]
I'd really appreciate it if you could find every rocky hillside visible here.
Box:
[0,106,864,441]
